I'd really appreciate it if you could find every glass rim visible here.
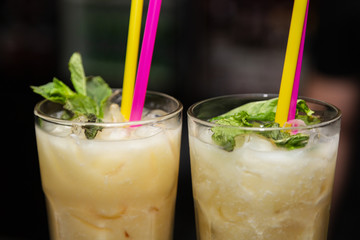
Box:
[34,90,183,127]
[187,93,342,131]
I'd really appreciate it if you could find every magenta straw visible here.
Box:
[130,0,162,121]
[288,0,309,121]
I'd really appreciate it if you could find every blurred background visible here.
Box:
[1,0,359,239]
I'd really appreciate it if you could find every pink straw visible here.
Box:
[288,0,309,121]
[130,0,162,121]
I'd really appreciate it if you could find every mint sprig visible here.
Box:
[210,98,320,151]
[69,52,87,95]
[31,52,112,139]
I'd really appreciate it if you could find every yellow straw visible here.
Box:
[275,0,308,127]
[121,0,144,120]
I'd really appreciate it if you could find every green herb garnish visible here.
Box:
[210,98,320,151]
[31,52,112,139]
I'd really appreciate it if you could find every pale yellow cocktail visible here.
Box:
[34,90,182,240]
[188,94,341,240]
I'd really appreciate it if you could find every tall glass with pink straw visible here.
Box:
[187,0,342,239]
[33,0,183,239]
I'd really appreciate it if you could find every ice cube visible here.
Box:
[49,125,72,137]
[198,128,214,144]
[134,125,162,138]
[142,109,167,120]
[241,134,277,152]
[103,103,126,123]
[98,127,131,140]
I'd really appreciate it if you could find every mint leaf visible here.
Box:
[259,121,309,149]
[82,114,103,140]
[273,133,309,150]
[211,126,246,151]
[86,76,112,118]
[296,99,321,125]
[210,111,252,151]
[214,111,252,127]
[31,78,76,104]
[259,122,285,140]
[69,52,87,95]
[210,98,319,151]
[83,125,103,139]
[32,52,114,140]
[64,94,99,117]
[211,98,278,122]
[296,99,314,117]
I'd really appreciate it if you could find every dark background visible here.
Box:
[1,0,360,239]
